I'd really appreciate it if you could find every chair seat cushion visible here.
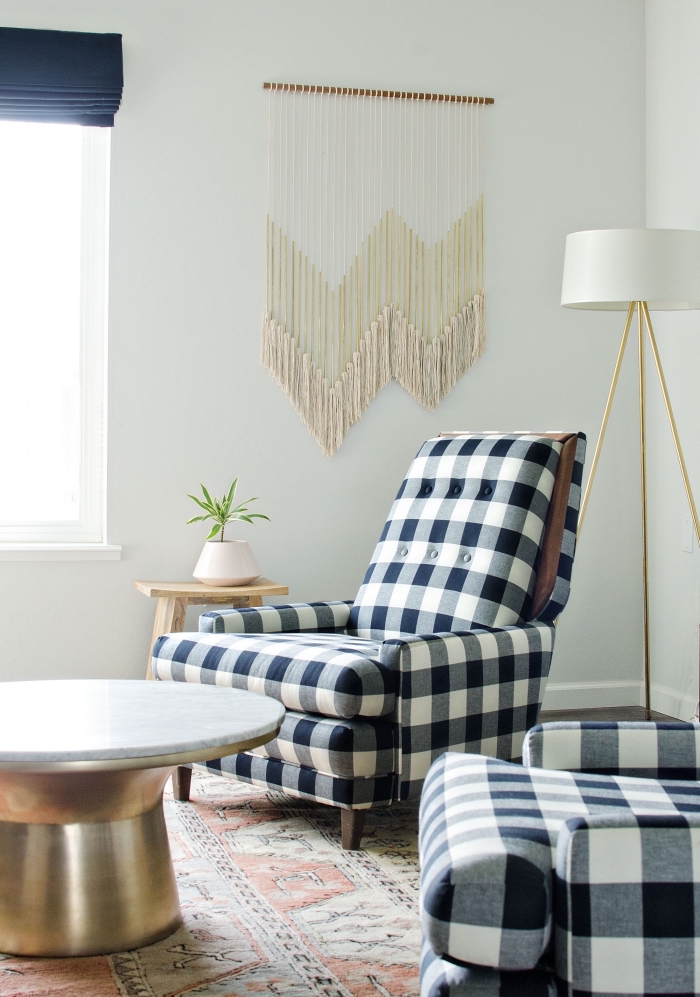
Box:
[152,631,396,719]
[247,710,397,779]
[419,752,700,972]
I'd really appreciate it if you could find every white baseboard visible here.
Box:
[649,682,697,721]
[541,679,697,719]
[541,680,642,712]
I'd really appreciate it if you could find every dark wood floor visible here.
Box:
[539,706,674,723]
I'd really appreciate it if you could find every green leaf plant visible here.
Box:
[187,479,270,542]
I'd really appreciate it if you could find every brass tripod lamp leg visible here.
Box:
[578,302,635,534]
[642,302,700,721]
[578,302,654,718]
[642,302,700,545]
[637,304,652,720]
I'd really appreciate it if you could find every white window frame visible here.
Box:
[0,126,119,558]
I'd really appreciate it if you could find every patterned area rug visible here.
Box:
[0,771,420,997]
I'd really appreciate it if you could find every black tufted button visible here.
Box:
[451,485,462,495]
[483,485,493,496]
[423,485,433,495]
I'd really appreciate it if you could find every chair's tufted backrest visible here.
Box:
[348,433,585,639]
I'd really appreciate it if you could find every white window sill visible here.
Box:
[0,544,122,561]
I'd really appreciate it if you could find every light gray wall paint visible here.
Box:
[0,0,645,704]
[646,0,700,719]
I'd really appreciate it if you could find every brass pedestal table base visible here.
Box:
[0,767,180,956]
[0,681,284,957]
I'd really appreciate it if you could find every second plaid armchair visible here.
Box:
[420,721,700,996]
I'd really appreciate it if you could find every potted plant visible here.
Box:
[187,479,270,586]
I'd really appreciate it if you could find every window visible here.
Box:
[0,120,110,546]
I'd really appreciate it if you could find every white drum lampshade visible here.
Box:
[561,228,700,311]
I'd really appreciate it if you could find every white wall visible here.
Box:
[646,1,700,719]
[0,0,646,706]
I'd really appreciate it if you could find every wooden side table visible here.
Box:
[134,579,289,680]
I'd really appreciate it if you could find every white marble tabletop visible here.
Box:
[0,680,285,763]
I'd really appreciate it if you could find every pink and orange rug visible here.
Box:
[0,772,420,997]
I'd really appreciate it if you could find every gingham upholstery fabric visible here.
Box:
[153,619,554,806]
[152,433,584,817]
[419,751,700,971]
[246,710,397,780]
[349,434,563,640]
[152,630,394,720]
[199,601,352,634]
[555,812,700,997]
[524,721,700,779]
[387,622,555,798]
[200,754,395,809]
[420,940,557,997]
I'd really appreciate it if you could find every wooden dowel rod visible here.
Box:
[263,83,494,105]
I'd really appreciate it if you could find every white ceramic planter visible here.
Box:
[193,540,261,586]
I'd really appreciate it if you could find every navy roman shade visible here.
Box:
[0,26,123,126]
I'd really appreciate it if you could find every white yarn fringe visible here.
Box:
[261,292,485,457]
[391,293,485,411]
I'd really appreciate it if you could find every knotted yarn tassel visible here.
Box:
[390,291,486,410]
[261,312,391,457]
[263,294,484,453]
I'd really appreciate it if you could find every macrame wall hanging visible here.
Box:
[262,83,493,457]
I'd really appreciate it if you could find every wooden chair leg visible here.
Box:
[172,765,192,802]
[341,808,366,850]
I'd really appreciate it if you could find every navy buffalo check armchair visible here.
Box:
[152,432,586,849]
[420,721,700,997]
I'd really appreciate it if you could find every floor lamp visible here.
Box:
[561,228,700,719]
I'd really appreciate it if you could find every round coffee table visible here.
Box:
[0,680,284,957]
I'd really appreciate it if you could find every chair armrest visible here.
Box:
[378,621,555,670]
[420,752,555,971]
[555,812,700,993]
[198,600,352,634]
[381,622,556,784]
[523,721,700,778]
